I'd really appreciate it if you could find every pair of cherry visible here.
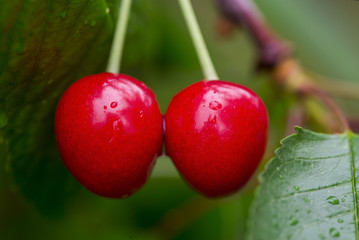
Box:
[55,72,268,198]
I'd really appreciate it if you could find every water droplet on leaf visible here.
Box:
[290,218,298,226]
[329,228,340,237]
[294,185,300,191]
[326,196,339,205]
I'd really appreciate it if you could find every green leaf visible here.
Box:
[247,127,359,240]
[0,0,116,216]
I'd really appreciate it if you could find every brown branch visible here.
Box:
[216,0,350,133]
[216,0,291,69]
[274,59,350,132]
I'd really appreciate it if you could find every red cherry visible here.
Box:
[55,73,163,198]
[165,80,268,197]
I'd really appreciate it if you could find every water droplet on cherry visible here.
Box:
[139,110,144,118]
[113,120,121,131]
[208,114,217,124]
[209,101,222,110]
[110,102,118,108]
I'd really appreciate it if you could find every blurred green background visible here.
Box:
[1,0,358,239]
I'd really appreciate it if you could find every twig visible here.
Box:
[274,59,350,132]
[217,0,291,69]
[216,0,350,133]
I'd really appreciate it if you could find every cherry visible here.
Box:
[55,73,163,198]
[165,80,268,197]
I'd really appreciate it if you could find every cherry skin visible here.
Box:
[55,73,163,198]
[165,80,268,198]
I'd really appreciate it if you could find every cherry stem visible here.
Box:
[178,0,219,80]
[106,0,132,73]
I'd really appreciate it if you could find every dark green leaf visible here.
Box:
[0,0,116,216]
[247,127,359,240]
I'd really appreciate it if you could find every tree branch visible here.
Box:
[217,0,291,69]
[216,0,350,133]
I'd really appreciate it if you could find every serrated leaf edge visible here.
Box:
[246,127,356,240]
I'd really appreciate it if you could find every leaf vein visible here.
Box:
[348,132,359,239]
[271,180,351,201]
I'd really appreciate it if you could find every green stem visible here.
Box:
[178,0,219,80]
[106,0,132,73]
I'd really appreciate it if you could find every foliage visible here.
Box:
[248,128,359,239]
[0,0,359,239]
